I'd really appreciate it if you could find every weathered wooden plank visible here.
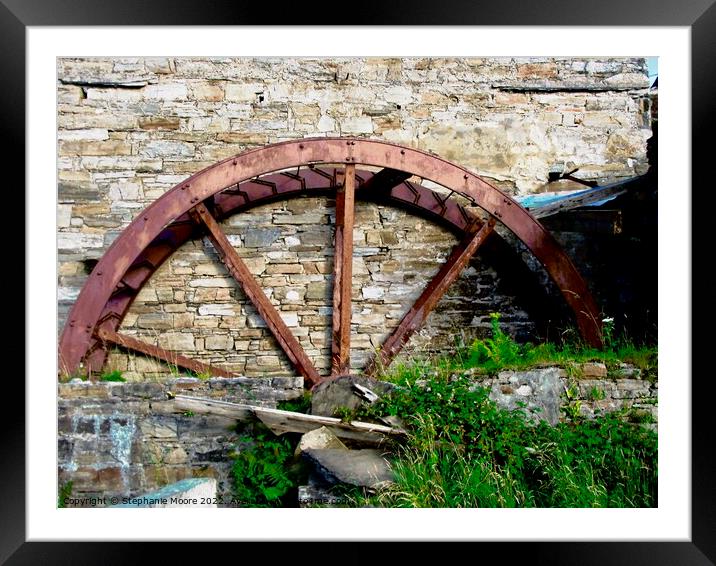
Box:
[96,327,235,377]
[254,410,396,443]
[530,177,641,219]
[174,395,254,420]
[190,204,320,386]
[365,218,496,376]
[173,395,404,445]
[331,164,355,376]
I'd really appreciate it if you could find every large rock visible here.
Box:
[294,426,347,456]
[310,375,396,417]
[303,448,394,488]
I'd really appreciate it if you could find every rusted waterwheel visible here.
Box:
[59,138,602,387]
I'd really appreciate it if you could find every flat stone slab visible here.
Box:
[578,362,608,378]
[303,448,394,488]
[295,426,348,456]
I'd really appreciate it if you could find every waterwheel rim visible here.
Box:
[59,137,602,385]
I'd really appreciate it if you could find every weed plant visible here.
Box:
[231,425,306,507]
[350,372,657,508]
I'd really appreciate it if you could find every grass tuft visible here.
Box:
[99,370,126,382]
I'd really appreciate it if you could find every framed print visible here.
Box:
[5,0,713,563]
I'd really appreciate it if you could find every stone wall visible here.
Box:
[476,363,658,426]
[58,366,656,507]
[57,57,653,377]
[57,376,303,506]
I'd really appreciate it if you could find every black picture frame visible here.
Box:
[5,1,712,563]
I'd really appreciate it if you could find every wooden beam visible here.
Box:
[530,177,642,219]
[96,327,235,377]
[331,164,355,376]
[364,218,496,376]
[190,204,321,386]
[174,395,254,420]
[173,395,404,445]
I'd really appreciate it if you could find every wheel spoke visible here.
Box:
[96,327,234,377]
[189,203,321,386]
[365,217,497,376]
[331,164,356,376]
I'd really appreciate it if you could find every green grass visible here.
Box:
[377,313,657,381]
[350,372,657,508]
[589,386,606,401]
[99,370,126,382]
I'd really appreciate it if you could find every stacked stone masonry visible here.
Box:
[58,376,303,506]
[478,363,658,426]
[57,57,652,377]
[58,368,656,507]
